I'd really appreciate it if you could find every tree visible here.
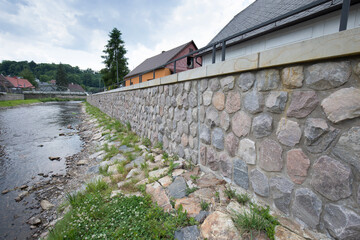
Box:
[101,28,129,88]
[20,68,37,87]
[56,63,68,89]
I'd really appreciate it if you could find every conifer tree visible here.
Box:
[101,28,129,88]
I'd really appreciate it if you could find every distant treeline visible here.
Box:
[0,60,103,92]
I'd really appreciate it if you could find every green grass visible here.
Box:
[102,143,119,161]
[145,153,155,163]
[153,141,163,150]
[0,98,86,107]
[200,201,209,211]
[142,138,151,147]
[185,187,198,195]
[233,203,279,240]
[224,189,250,205]
[48,181,196,240]
[190,175,199,183]
[99,165,109,176]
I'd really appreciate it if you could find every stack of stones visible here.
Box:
[88,59,360,239]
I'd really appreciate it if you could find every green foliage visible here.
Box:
[215,191,220,202]
[121,132,138,147]
[153,141,163,150]
[167,159,180,175]
[225,188,250,205]
[101,28,129,88]
[145,153,155,163]
[224,188,236,199]
[0,60,103,92]
[102,144,119,161]
[124,152,135,162]
[56,63,68,88]
[86,179,109,194]
[190,175,199,183]
[185,187,198,195]
[200,201,209,211]
[134,145,141,152]
[233,203,279,240]
[99,165,109,176]
[49,191,196,239]
[126,121,131,132]
[19,67,37,87]
[235,193,250,205]
[142,138,151,147]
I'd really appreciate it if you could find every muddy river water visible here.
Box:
[0,102,83,239]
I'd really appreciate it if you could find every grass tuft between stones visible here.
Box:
[233,203,279,240]
[49,179,196,239]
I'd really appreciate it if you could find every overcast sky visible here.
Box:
[0,0,254,71]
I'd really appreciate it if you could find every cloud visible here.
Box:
[0,0,255,71]
[126,0,255,70]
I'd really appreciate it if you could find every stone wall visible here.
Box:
[0,93,24,101]
[88,57,360,238]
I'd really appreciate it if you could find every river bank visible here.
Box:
[0,98,85,108]
[27,102,330,240]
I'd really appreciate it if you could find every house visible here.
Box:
[3,76,35,89]
[124,40,201,86]
[36,80,57,92]
[0,74,11,92]
[68,83,85,92]
[201,0,360,66]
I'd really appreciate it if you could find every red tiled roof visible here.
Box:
[5,76,35,89]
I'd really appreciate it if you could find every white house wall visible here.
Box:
[203,5,360,66]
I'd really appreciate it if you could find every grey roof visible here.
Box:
[125,41,194,78]
[208,0,343,47]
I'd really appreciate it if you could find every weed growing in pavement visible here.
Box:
[190,175,199,183]
[145,153,155,163]
[142,138,151,147]
[134,145,141,152]
[172,154,179,161]
[167,159,180,175]
[185,187,198,195]
[233,203,279,240]
[126,121,131,132]
[99,165,110,176]
[153,141,163,150]
[235,193,250,205]
[170,197,176,208]
[224,188,236,199]
[121,179,140,193]
[124,152,135,162]
[140,161,149,178]
[215,191,220,202]
[184,159,195,170]
[225,188,250,205]
[200,200,209,211]
[102,144,119,161]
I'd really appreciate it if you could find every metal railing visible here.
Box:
[106,0,356,90]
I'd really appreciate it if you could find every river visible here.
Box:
[0,101,83,239]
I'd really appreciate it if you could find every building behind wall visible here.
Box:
[201,0,360,65]
[124,40,201,86]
